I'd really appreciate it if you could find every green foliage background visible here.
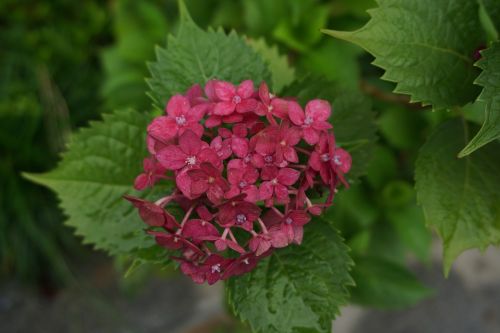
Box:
[2,0,499,332]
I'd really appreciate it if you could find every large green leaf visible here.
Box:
[246,37,295,93]
[415,119,500,274]
[283,77,377,179]
[324,0,484,109]
[147,1,271,109]
[459,42,500,157]
[226,218,353,333]
[350,256,432,309]
[24,110,165,256]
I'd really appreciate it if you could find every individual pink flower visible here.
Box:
[225,166,260,202]
[259,166,300,205]
[309,133,351,185]
[280,210,311,245]
[274,122,301,163]
[210,136,232,160]
[182,219,220,242]
[187,162,229,204]
[222,253,260,279]
[156,130,220,171]
[288,99,332,144]
[148,95,206,140]
[255,82,290,122]
[219,124,249,158]
[185,84,206,106]
[134,157,167,190]
[249,230,288,256]
[213,80,258,115]
[217,198,261,231]
[124,196,178,229]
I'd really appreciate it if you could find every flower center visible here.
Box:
[304,116,314,126]
[208,176,215,184]
[285,217,293,225]
[185,156,197,165]
[280,140,287,146]
[232,95,242,104]
[211,263,221,274]
[244,154,252,163]
[333,155,342,166]
[321,153,330,162]
[271,178,278,185]
[239,180,247,188]
[175,115,186,126]
[264,155,273,163]
[268,105,273,112]
[236,214,247,224]
[243,258,250,265]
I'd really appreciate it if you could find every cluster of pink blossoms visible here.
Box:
[126,79,351,284]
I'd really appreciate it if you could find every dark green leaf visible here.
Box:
[226,218,353,333]
[147,1,271,108]
[324,0,484,109]
[24,110,168,257]
[460,42,500,157]
[415,119,500,274]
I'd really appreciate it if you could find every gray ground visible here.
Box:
[1,243,499,333]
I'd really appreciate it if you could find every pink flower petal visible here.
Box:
[287,101,305,125]
[147,116,177,142]
[305,99,331,122]
[242,185,259,202]
[259,181,274,200]
[213,101,236,115]
[179,130,202,155]
[231,137,249,158]
[283,146,299,163]
[134,173,149,190]
[274,184,289,203]
[166,94,190,117]
[156,145,187,170]
[214,81,235,101]
[258,82,270,104]
[236,98,258,113]
[270,98,291,119]
[312,121,332,131]
[277,168,300,185]
[237,80,254,99]
[303,127,320,145]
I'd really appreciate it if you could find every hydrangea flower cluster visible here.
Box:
[126,80,351,285]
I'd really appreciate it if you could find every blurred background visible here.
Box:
[0,0,498,332]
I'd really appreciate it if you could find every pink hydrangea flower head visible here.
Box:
[126,80,351,284]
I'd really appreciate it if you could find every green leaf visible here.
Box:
[350,256,432,309]
[459,42,500,157]
[246,38,295,93]
[323,0,484,109]
[24,109,167,257]
[283,77,377,179]
[226,218,353,333]
[147,0,271,108]
[415,119,500,275]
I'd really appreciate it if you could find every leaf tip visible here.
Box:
[177,0,193,23]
